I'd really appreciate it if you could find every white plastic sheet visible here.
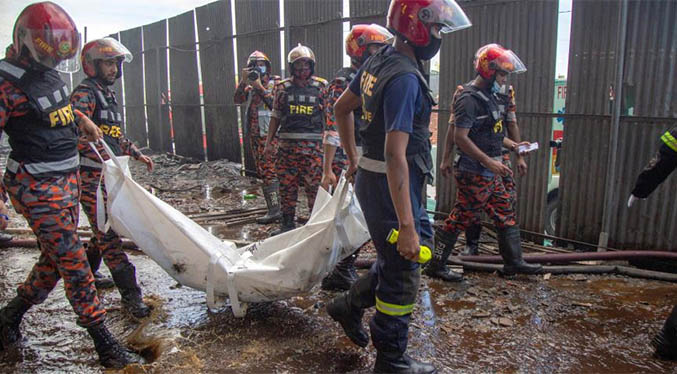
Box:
[94,142,369,316]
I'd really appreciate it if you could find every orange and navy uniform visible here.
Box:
[443,83,518,233]
[0,57,105,328]
[233,76,280,184]
[70,79,141,273]
[271,76,327,216]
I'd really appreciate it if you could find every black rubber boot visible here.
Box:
[0,232,13,243]
[0,296,31,350]
[423,228,463,282]
[652,305,677,360]
[462,224,481,256]
[374,352,437,374]
[322,251,359,291]
[269,213,295,237]
[498,225,542,276]
[86,243,114,290]
[111,263,151,318]
[256,181,282,224]
[327,292,369,348]
[87,323,144,368]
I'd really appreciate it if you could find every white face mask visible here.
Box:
[491,80,502,93]
[258,65,267,74]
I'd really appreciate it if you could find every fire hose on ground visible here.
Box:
[355,250,677,283]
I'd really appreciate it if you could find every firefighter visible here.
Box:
[0,2,141,368]
[70,37,153,318]
[627,127,677,360]
[326,1,471,372]
[628,127,677,207]
[425,44,542,282]
[320,23,393,291]
[264,44,327,235]
[234,50,282,224]
[442,46,530,256]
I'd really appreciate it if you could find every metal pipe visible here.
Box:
[455,250,677,264]
[599,0,629,251]
[447,259,677,283]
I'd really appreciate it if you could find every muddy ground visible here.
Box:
[1,150,677,373]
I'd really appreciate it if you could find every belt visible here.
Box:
[80,157,103,169]
[279,132,323,140]
[6,154,80,174]
[358,156,386,174]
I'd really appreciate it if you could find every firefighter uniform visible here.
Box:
[331,45,435,360]
[631,127,677,199]
[0,59,105,328]
[234,75,281,185]
[70,76,151,318]
[271,76,327,231]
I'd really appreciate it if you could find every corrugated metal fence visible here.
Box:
[58,0,677,251]
[560,0,677,250]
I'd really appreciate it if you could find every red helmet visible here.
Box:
[12,2,80,72]
[387,0,471,47]
[345,24,393,64]
[474,43,526,80]
[81,38,132,78]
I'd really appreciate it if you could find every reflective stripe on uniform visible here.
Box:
[375,296,414,316]
[278,132,323,140]
[80,157,103,169]
[358,156,386,174]
[0,60,25,79]
[661,131,677,152]
[6,154,80,174]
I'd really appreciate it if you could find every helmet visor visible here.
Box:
[421,0,472,34]
[492,49,527,74]
[87,38,133,64]
[24,27,81,72]
[367,24,395,45]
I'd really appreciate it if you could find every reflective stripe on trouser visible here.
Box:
[80,168,131,273]
[443,170,517,233]
[3,169,106,328]
[252,135,278,185]
[352,164,425,356]
[662,130,677,152]
[276,140,323,216]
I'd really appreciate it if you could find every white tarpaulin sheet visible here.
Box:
[93,142,369,316]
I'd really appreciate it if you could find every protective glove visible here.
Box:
[627,194,642,208]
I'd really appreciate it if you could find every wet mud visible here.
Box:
[1,152,677,373]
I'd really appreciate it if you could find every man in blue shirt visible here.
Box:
[326,1,471,372]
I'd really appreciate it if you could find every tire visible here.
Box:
[545,189,559,236]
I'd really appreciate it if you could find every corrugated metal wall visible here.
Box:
[143,20,172,153]
[285,0,343,82]
[436,0,558,234]
[119,27,147,145]
[349,0,389,26]
[235,0,281,175]
[196,0,241,163]
[168,11,204,160]
[561,0,677,250]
